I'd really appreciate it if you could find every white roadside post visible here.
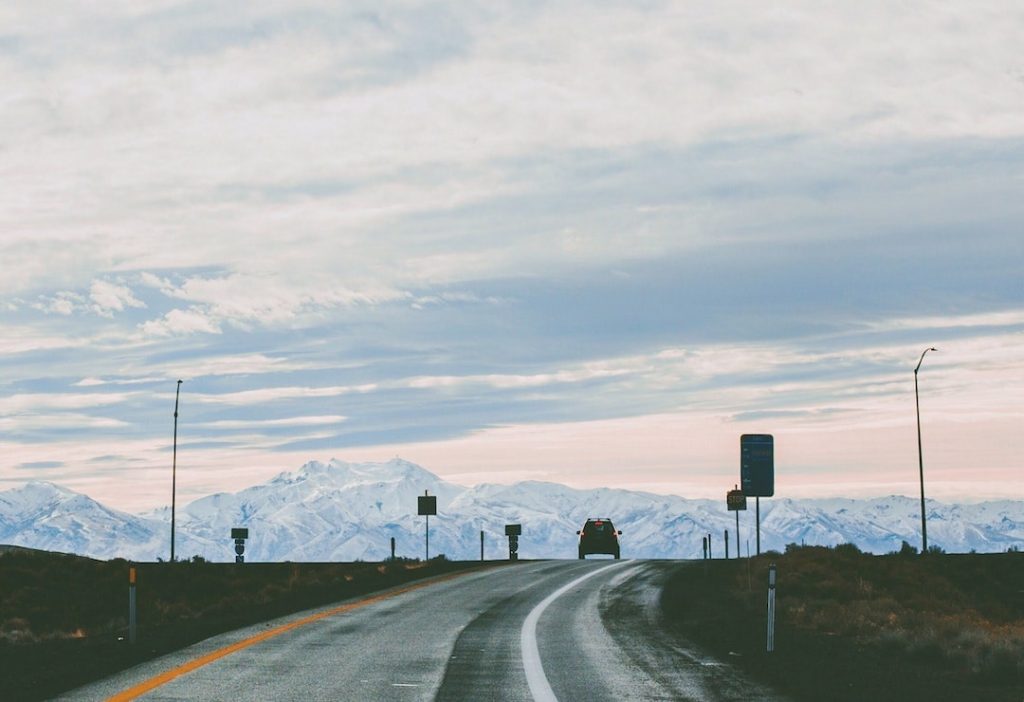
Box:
[766,563,777,653]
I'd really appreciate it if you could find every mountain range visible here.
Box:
[1,458,1021,561]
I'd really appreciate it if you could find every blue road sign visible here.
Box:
[741,434,774,497]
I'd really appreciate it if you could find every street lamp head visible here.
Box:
[915,347,937,374]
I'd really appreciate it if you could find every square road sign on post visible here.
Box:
[741,434,774,497]
[417,495,437,516]
[727,489,747,511]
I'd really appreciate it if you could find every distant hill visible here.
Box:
[1,458,1022,561]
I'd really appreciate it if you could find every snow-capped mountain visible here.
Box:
[2,458,1022,561]
[0,481,205,559]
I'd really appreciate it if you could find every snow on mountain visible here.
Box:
[2,459,1022,561]
[0,481,206,560]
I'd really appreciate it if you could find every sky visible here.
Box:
[2,1,1023,512]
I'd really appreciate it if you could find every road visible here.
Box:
[56,560,785,702]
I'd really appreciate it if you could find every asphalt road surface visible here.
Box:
[56,560,786,702]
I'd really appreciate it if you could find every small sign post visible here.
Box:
[504,524,521,561]
[727,486,747,560]
[417,491,437,560]
[741,434,774,555]
[231,527,248,563]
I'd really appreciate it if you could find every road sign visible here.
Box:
[727,489,747,511]
[417,495,437,516]
[741,434,774,497]
[232,527,248,563]
[505,524,521,561]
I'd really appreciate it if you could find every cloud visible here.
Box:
[32,292,86,316]
[200,415,347,429]
[16,460,64,470]
[0,326,88,355]
[1,3,1022,505]
[132,272,409,337]
[2,2,1023,299]
[74,376,165,387]
[866,310,1024,333]
[140,307,223,336]
[190,384,378,406]
[89,279,146,317]
[24,280,145,318]
[0,392,137,414]
[0,414,130,432]
[160,353,316,379]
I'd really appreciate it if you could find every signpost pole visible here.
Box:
[756,497,761,556]
[767,563,777,652]
[417,491,437,562]
[735,510,740,559]
[480,530,484,562]
[727,486,747,559]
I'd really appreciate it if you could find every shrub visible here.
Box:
[897,540,918,556]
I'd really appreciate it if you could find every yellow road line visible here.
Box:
[105,569,477,702]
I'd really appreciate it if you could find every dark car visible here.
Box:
[577,518,621,559]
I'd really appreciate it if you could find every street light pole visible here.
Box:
[914,348,936,555]
[170,379,183,562]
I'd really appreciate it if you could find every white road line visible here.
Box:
[520,562,628,702]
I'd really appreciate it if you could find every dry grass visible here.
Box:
[661,547,1024,701]
[764,546,1024,681]
[0,550,490,702]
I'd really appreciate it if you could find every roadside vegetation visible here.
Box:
[661,545,1024,702]
[0,548,488,702]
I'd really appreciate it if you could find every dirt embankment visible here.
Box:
[660,546,1024,702]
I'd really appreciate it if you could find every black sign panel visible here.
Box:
[741,434,774,497]
[231,527,249,539]
[727,489,747,511]
[504,523,522,536]
[417,495,437,516]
